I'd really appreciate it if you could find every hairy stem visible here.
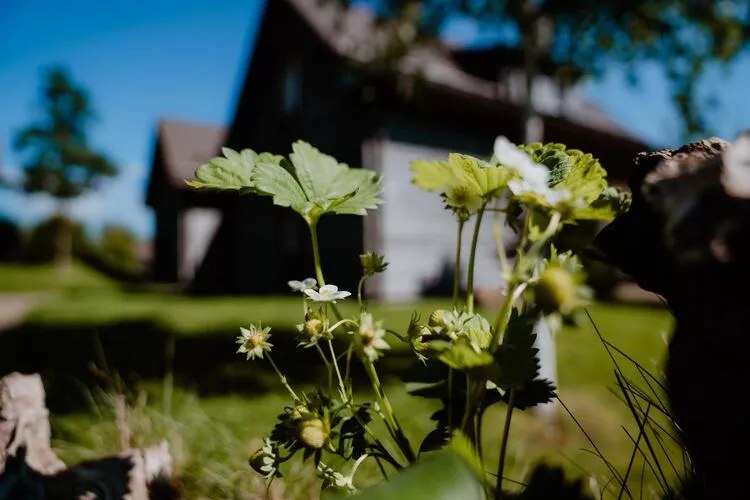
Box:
[453,219,465,307]
[267,354,300,402]
[309,220,326,287]
[357,276,367,311]
[328,339,348,402]
[466,202,488,314]
[363,359,416,463]
[495,389,516,500]
[315,342,333,393]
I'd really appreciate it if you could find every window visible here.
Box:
[282,55,302,115]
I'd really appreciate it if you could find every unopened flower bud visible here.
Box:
[534,266,576,314]
[429,309,448,328]
[299,418,329,449]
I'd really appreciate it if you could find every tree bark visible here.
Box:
[592,135,750,497]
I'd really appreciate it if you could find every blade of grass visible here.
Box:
[619,403,651,499]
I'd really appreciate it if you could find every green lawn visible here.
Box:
[3,263,681,498]
[0,261,118,293]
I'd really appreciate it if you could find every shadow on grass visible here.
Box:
[0,322,415,413]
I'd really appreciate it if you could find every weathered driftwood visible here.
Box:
[0,372,175,499]
[592,134,750,497]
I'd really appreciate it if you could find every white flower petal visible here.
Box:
[494,136,534,169]
[304,289,319,299]
[373,338,390,350]
[319,284,339,295]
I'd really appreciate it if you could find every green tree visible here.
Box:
[13,66,117,268]
[332,0,749,139]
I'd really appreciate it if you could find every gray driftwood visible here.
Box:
[0,372,175,499]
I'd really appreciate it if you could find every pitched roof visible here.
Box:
[285,0,645,145]
[157,119,227,185]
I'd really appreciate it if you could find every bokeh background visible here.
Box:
[2,0,748,497]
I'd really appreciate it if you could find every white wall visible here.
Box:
[179,208,222,282]
[363,139,512,302]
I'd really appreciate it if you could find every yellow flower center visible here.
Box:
[247,331,264,348]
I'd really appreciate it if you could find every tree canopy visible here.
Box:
[333,0,750,138]
[13,66,117,200]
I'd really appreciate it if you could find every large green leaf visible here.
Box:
[411,159,454,191]
[252,161,310,213]
[185,147,282,191]
[330,444,486,499]
[289,141,348,202]
[412,154,510,198]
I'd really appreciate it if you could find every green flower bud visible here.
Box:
[298,418,329,449]
[534,266,576,314]
[428,309,448,328]
[360,252,388,276]
[303,318,324,338]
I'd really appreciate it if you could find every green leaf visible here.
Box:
[501,378,557,410]
[290,141,348,202]
[332,447,486,500]
[252,161,310,213]
[519,143,609,205]
[418,427,452,456]
[337,406,372,460]
[493,308,541,390]
[411,159,454,191]
[438,340,494,372]
[520,143,572,187]
[186,147,280,191]
[331,170,383,216]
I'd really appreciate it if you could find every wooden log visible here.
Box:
[592,134,750,497]
[0,372,176,499]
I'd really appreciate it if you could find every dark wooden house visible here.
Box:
[147,0,649,300]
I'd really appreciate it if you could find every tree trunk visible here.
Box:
[591,136,750,496]
[54,200,72,271]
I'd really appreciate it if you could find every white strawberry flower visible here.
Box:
[288,278,318,292]
[304,284,351,302]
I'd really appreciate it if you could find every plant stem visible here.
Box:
[466,202,488,314]
[447,368,454,429]
[357,276,367,311]
[363,359,416,463]
[267,354,300,402]
[344,343,354,387]
[315,343,333,393]
[495,389,516,500]
[309,220,325,287]
[328,339,348,402]
[491,283,527,350]
[492,202,511,279]
[453,219,465,307]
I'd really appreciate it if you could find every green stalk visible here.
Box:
[328,339,348,402]
[495,389,516,500]
[314,342,333,393]
[309,219,326,286]
[466,202,488,314]
[492,204,511,278]
[357,275,367,311]
[453,219,465,307]
[266,354,300,402]
[363,359,416,463]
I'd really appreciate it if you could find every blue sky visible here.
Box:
[1,0,749,239]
